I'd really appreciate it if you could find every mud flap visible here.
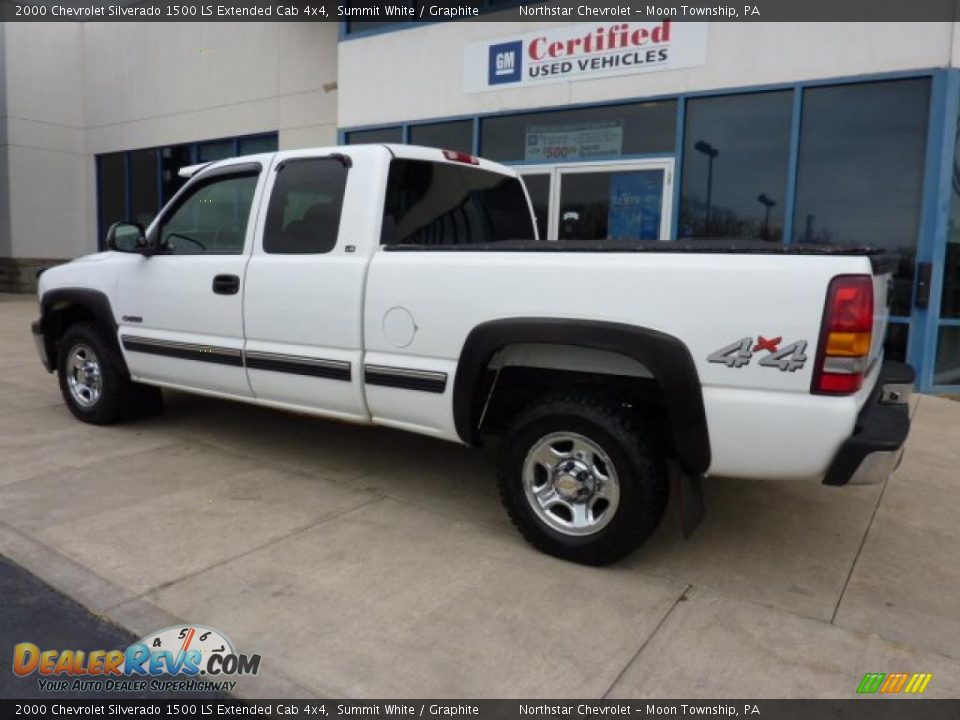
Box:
[671,463,705,538]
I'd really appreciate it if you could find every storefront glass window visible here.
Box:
[521,174,550,240]
[942,121,960,320]
[160,145,193,204]
[793,78,930,316]
[559,169,665,240]
[97,153,125,244]
[479,101,676,163]
[128,149,159,228]
[409,120,474,154]
[97,133,277,245]
[933,112,960,385]
[239,135,279,155]
[198,141,234,163]
[346,127,403,144]
[935,326,960,385]
[679,91,792,240]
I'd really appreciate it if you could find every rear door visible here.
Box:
[363,154,536,437]
[116,161,267,396]
[242,148,380,421]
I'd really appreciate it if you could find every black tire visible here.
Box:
[57,322,163,425]
[497,394,668,566]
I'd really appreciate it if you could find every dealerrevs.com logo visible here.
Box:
[12,625,261,693]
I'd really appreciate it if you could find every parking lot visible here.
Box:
[1,293,959,699]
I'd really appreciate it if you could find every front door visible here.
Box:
[519,160,674,241]
[115,163,267,397]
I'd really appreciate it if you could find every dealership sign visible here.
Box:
[464,21,707,93]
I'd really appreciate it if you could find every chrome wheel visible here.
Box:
[65,344,102,408]
[522,431,620,537]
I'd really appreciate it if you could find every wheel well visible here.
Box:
[40,290,120,373]
[43,303,98,362]
[477,364,675,457]
[453,318,711,475]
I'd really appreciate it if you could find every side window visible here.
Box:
[159,173,258,255]
[263,158,348,254]
[381,159,534,246]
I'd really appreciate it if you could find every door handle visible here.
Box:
[915,261,932,309]
[212,274,240,295]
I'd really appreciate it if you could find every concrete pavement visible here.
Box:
[0,555,229,700]
[1,294,958,699]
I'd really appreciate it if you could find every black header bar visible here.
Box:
[1,0,959,22]
[2,700,960,718]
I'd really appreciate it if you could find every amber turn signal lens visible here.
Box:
[825,331,872,357]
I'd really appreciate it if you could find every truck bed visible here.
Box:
[384,238,883,255]
[383,239,897,273]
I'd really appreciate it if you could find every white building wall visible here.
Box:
[81,21,339,255]
[0,21,339,280]
[2,22,87,262]
[338,21,955,128]
[83,22,338,155]
[0,23,10,260]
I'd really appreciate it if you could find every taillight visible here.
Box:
[812,275,874,395]
[442,149,479,165]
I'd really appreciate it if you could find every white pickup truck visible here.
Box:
[32,144,913,565]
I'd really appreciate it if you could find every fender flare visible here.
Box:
[38,288,118,369]
[452,318,711,475]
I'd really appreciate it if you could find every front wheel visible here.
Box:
[57,322,162,424]
[497,394,668,565]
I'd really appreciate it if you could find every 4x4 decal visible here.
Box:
[708,335,808,372]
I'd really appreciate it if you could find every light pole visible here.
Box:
[694,140,718,237]
[757,193,776,241]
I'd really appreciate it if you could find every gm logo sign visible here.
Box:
[488,41,522,85]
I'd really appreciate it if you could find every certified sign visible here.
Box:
[465,21,707,93]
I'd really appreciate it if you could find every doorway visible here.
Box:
[518,160,674,241]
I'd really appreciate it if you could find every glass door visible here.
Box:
[518,160,674,241]
[933,197,960,387]
[521,172,551,241]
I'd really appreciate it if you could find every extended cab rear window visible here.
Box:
[264,157,348,254]
[381,159,534,246]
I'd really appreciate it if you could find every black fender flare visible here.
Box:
[38,288,118,370]
[452,318,711,475]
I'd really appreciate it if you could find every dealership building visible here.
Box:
[0,16,958,392]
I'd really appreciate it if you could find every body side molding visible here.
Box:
[246,351,351,381]
[453,318,711,475]
[121,336,243,367]
[364,364,447,393]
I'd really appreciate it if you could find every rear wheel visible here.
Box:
[498,394,668,565]
[57,322,162,424]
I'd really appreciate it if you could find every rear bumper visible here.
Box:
[31,319,53,372]
[823,361,914,486]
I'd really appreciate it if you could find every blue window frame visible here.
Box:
[95,132,278,249]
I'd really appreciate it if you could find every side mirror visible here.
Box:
[105,222,147,253]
